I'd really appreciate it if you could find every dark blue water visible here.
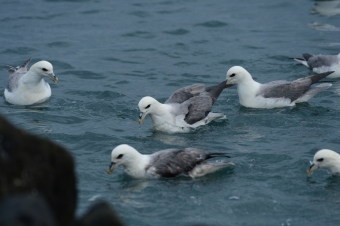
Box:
[1,0,340,225]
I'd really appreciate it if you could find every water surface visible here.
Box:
[1,0,340,225]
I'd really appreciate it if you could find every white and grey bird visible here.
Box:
[294,53,340,78]
[307,149,340,176]
[4,59,58,105]
[226,66,333,109]
[107,144,234,179]
[138,81,233,133]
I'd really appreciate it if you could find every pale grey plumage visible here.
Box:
[298,53,338,68]
[259,71,334,102]
[164,81,232,124]
[5,58,31,92]
[138,80,233,132]
[145,148,221,177]
[294,53,340,78]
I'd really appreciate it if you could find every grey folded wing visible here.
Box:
[260,79,312,102]
[5,59,31,92]
[147,148,208,177]
[183,95,213,125]
[165,83,206,104]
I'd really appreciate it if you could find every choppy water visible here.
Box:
[1,0,340,225]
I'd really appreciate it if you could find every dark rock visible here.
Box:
[76,202,124,226]
[0,115,77,226]
[0,193,57,226]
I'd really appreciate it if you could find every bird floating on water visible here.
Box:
[4,59,58,105]
[107,144,234,179]
[138,80,233,133]
[307,149,340,176]
[226,66,333,109]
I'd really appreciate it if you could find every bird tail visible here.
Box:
[310,71,335,84]
[296,83,332,103]
[206,80,234,104]
[204,112,226,124]
[293,58,309,67]
[293,53,313,67]
[189,161,234,178]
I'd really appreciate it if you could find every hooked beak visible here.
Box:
[107,162,117,175]
[138,112,145,124]
[48,72,58,84]
[307,161,317,176]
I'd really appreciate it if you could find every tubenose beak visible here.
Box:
[48,72,58,84]
[138,112,145,124]
[226,80,232,85]
[307,161,317,176]
[107,162,117,175]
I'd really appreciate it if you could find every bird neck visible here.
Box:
[123,154,149,178]
[22,71,45,86]
[327,157,340,174]
[237,78,261,97]
[152,102,169,116]
[149,104,172,127]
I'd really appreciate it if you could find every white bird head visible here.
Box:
[107,144,141,175]
[137,96,159,124]
[307,149,340,176]
[226,66,253,85]
[30,61,58,84]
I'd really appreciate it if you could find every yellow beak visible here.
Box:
[307,163,317,176]
[138,112,145,124]
[107,162,117,175]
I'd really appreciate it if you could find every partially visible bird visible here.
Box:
[307,149,340,176]
[294,53,340,78]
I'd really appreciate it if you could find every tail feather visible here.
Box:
[310,71,335,84]
[189,161,234,178]
[296,83,332,103]
[206,80,234,104]
[205,112,226,124]
[294,57,309,67]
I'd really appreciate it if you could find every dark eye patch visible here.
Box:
[317,158,324,162]
[145,104,151,109]
[42,68,48,72]
[117,154,124,159]
[230,73,236,77]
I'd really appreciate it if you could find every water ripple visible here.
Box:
[164,28,190,35]
[195,20,228,28]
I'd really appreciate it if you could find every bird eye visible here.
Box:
[42,68,48,72]
[117,154,124,159]
[230,73,236,77]
[317,158,324,162]
[145,104,151,109]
